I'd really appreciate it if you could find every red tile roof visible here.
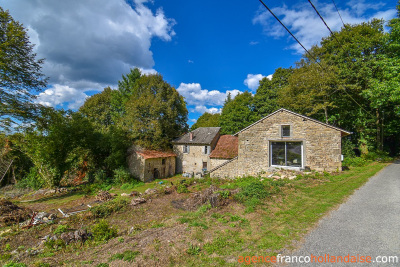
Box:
[209,135,238,159]
[136,150,176,159]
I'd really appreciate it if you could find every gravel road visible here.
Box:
[286,162,400,266]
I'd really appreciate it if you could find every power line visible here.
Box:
[258,0,321,68]
[257,0,372,116]
[331,0,345,27]
[307,0,342,45]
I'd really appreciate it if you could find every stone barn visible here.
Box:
[128,148,176,182]
[210,108,351,178]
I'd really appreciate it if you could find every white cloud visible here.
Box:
[192,106,222,114]
[266,74,273,80]
[253,1,396,53]
[0,0,175,107]
[36,85,88,110]
[244,74,265,91]
[177,83,241,106]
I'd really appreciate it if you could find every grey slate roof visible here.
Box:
[172,127,220,145]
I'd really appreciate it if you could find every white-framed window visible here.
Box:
[270,141,302,167]
[183,145,190,154]
[204,145,211,155]
[281,125,291,137]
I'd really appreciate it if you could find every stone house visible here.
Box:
[128,147,176,182]
[209,135,238,169]
[172,127,220,175]
[210,108,351,178]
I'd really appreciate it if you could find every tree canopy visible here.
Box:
[0,7,47,131]
[190,112,220,131]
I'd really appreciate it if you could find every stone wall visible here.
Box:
[173,133,220,174]
[210,158,230,170]
[128,152,175,182]
[210,110,343,178]
[142,157,175,182]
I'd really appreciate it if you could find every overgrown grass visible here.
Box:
[88,198,129,218]
[180,162,387,265]
[109,250,140,263]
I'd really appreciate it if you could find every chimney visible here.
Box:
[189,132,193,141]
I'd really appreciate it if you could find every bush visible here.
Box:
[177,183,189,193]
[235,181,269,202]
[16,167,45,190]
[113,167,133,184]
[362,151,392,162]
[91,220,118,242]
[88,198,128,219]
[343,157,369,167]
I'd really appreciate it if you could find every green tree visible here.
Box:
[279,61,341,123]
[220,92,259,135]
[122,74,188,150]
[21,108,99,188]
[79,87,114,131]
[111,68,142,122]
[0,7,47,131]
[190,112,220,130]
[254,67,293,117]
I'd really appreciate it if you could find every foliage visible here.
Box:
[113,167,133,184]
[190,112,220,130]
[79,87,114,131]
[120,181,144,190]
[341,138,356,159]
[342,157,369,167]
[254,67,293,117]
[220,92,259,135]
[20,109,99,188]
[88,198,129,218]
[91,219,118,242]
[53,224,70,235]
[122,73,188,150]
[16,167,45,190]
[0,7,47,131]
[177,183,189,193]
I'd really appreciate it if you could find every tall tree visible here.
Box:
[190,112,220,130]
[79,87,114,131]
[0,7,47,131]
[122,74,188,150]
[254,67,293,117]
[220,92,259,135]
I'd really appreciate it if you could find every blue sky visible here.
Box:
[0,0,397,126]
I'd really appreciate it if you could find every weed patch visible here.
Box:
[91,220,118,242]
[109,250,140,262]
[88,198,128,218]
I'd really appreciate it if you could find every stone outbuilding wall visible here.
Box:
[128,148,176,182]
[210,109,350,178]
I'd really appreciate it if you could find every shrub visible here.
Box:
[88,198,128,218]
[235,181,268,202]
[343,157,368,167]
[91,220,118,242]
[113,167,133,184]
[16,167,45,190]
[120,180,144,190]
[3,262,27,267]
[177,183,189,193]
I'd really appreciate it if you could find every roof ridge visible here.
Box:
[234,108,352,136]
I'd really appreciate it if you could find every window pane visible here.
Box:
[286,142,302,167]
[282,125,290,137]
[271,142,286,166]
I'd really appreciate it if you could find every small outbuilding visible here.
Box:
[128,147,176,182]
